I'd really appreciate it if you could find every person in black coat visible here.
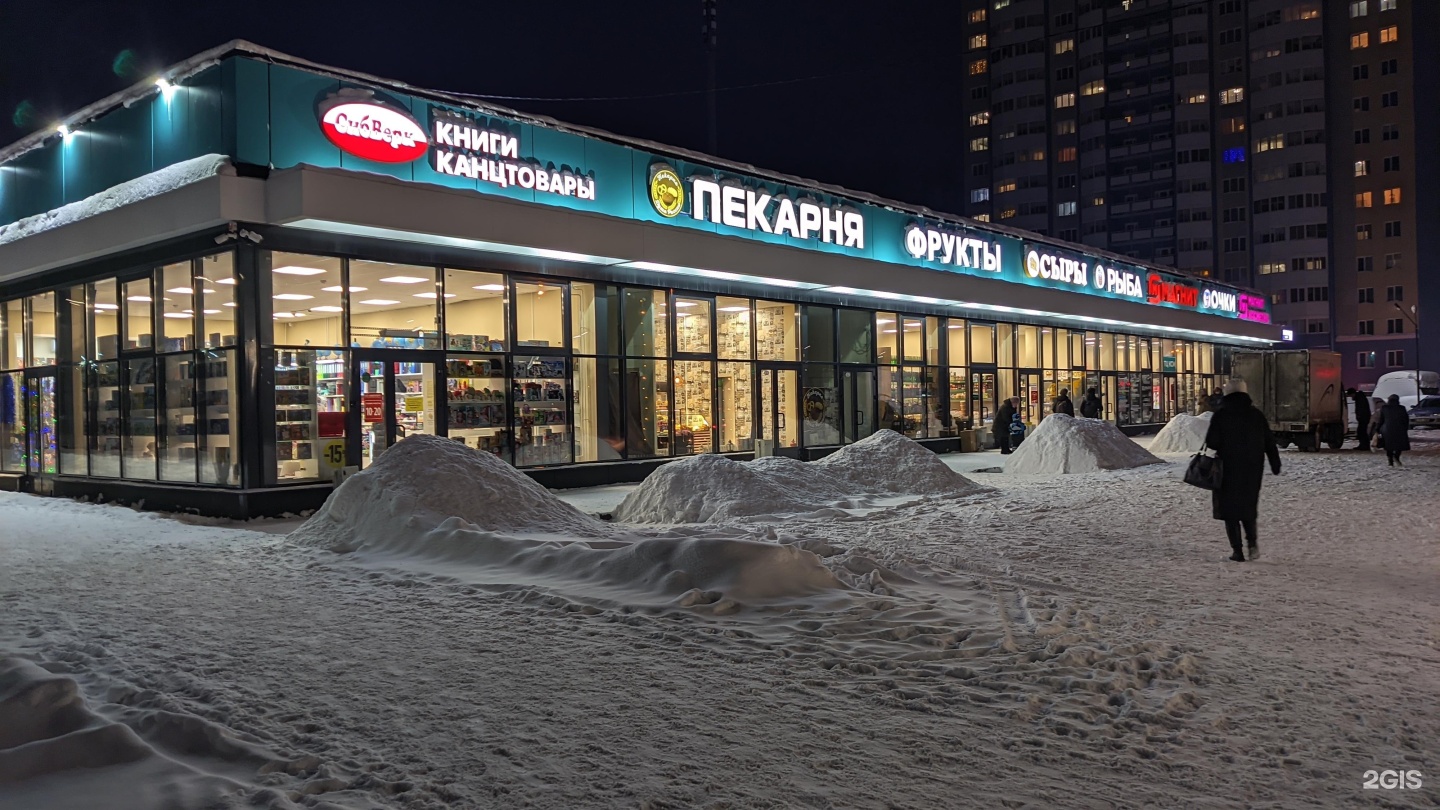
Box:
[1204,380,1281,562]
[1349,388,1372,451]
[1079,388,1102,418]
[994,397,1017,454]
[1374,393,1411,466]
[1055,389,1076,417]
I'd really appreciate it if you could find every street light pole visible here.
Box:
[1393,302,1420,400]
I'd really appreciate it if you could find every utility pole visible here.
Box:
[703,0,718,155]
[1392,302,1420,400]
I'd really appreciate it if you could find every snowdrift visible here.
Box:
[614,430,986,523]
[1004,414,1163,474]
[291,435,846,609]
[1148,411,1214,454]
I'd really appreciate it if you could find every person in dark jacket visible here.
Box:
[994,396,1017,454]
[1055,389,1076,416]
[1204,388,1225,414]
[1079,388,1102,418]
[1349,388,1372,451]
[1009,403,1027,448]
[1204,380,1281,562]
[1374,393,1411,466]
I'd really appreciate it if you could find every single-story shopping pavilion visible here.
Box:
[0,42,1279,516]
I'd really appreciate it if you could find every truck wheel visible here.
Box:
[1295,431,1317,452]
[1324,424,1345,450]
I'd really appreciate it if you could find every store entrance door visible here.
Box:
[22,371,58,477]
[350,352,441,470]
[842,368,875,444]
[757,365,799,454]
[970,368,997,433]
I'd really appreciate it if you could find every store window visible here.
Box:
[803,364,840,445]
[1052,328,1070,368]
[197,253,237,349]
[572,357,622,461]
[1,299,22,368]
[675,297,712,354]
[947,319,968,366]
[996,323,1015,368]
[969,323,995,364]
[673,359,713,454]
[625,358,667,458]
[445,269,509,352]
[1099,333,1116,370]
[160,261,196,351]
[90,280,120,359]
[1017,324,1040,367]
[716,297,752,359]
[803,306,835,363]
[349,260,439,349]
[717,361,754,452]
[570,281,619,356]
[623,288,669,357]
[91,360,121,477]
[199,348,240,486]
[122,278,153,353]
[513,354,570,466]
[122,357,156,480]
[0,370,22,471]
[876,312,899,364]
[29,292,57,366]
[756,300,799,361]
[902,317,924,363]
[448,355,509,459]
[514,280,566,350]
[838,309,873,364]
[948,369,970,428]
[925,317,941,365]
[159,354,196,482]
[267,252,344,347]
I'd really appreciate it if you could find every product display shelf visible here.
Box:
[512,356,569,466]
[315,355,346,412]
[95,363,124,455]
[446,358,508,456]
[274,359,316,477]
[163,360,197,464]
[393,364,430,435]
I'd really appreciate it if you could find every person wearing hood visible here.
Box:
[1054,389,1076,417]
[1079,387,1102,419]
[1349,388,1372,451]
[1203,380,1281,562]
[1374,393,1411,466]
[1008,399,1027,448]
[994,396,1017,454]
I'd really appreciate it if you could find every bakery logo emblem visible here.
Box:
[649,163,685,218]
[317,90,428,164]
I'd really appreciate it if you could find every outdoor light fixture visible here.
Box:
[156,78,177,100]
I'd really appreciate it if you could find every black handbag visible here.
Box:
[1184,443,1224,491]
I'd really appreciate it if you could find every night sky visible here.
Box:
[0,0,971,212]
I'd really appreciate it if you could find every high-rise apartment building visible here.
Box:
[960,0,1436,385]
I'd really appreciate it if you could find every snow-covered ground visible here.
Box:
[2,433,1437,808]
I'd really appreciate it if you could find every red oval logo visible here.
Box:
[320,102,428,164]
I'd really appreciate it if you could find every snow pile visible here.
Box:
[615,430,984,523]
[1004,413,1163,474]
[1148,411,1214,455]
[0,154,232,246]
[292,433,607,552]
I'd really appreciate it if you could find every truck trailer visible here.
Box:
[1230,349,1345,451]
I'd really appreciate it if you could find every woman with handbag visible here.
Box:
[1203,380,1282,562]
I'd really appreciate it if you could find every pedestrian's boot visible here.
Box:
[1247,541,1259,561]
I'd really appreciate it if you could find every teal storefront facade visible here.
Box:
[0,43,1279,516]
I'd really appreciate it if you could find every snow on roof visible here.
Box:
[0,154,232,247]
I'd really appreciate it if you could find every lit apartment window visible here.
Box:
[1380,0,1396,9]
[1357,224,1373,240]
[1385,252,1401,269]
[1356,192,1373,208]
[1387,350,1404,368]
[1181,92,1208,105]
[971,188,990,203]
[1220,87,1244,104]
[1057,202,1077,216]
[1351,32,1370,48]
[999,208,1017,220]
[1380,25,1398,43]
[1259,262,1286,275]
[974,213,991,222]
[1355,160,1370,176]
[969,9,986,23]
[969,34,988,49]
[970,59,989,75]
[1383,188,1402,205]
[1350,0,1367,15]
[1256,134,1285,152]
[993,0,1011,9]
[995,179,1017,193]
[1055,93,1076,108]
[1081,80,1105,96]
[970,137,989,152]
[1055,38,1075,54]
[969,111,990,127]
[1056,120,1076,135]
[1090,196,1105,206]
[1057,147,1077,162]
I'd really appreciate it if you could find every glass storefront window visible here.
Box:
[124,278,153,352]
[160,261,196,351]
[570,281,618,356]
[572,356,621,461]
[266,252,343,347]
[0,371,22,470]
[30,292,57,366]
[675,297,712,355]
[948,369,970,428]
[802,364,840,446]
[926,317,942,365]
[447,355,509,458]
[2,300,23,368]
[159,354,196,482]
[1052,329,1070,369]
[197,253,237,349]
[716,297,751,359]
[514,280,566,350]
[63,362,86,475]
[838,309,872,364]
[717,361,753,452]
[623,288,668,357]
[876,312,899,364]
[902,316,924,363]
[996,323,1015,367]
[349,260,438,349]
[901,365,927,438]
[199,349,239,485]
[91,361,121,476]
[673,359,713,454]
[878,366,901,431]
[970,323,994,364]
[756,300,798,362]
[803,306,835,363]
[1099,333,1116,371]
[274,349,319,480]
[1018,324,1040,368]
[445,268,509,352]
[123,357,156,480]
[513,355,569,466]
[625,358,667,458]
[91,280,120,359]
[947,319,967,366]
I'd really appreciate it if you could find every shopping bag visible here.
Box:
[1183,444,1223,491]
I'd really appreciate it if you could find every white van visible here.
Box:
[1371,370,1439,409]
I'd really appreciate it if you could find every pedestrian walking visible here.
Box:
[994,396,1017,454]
[1368,398,1385,452]
[1349,388,1372,451]
[1079,387,1102,419]
[1374,394,1410,466]
[1203,380,1281,563]
[1055,389,1075,416]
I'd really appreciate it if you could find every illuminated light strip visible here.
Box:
[283,220,1272,345]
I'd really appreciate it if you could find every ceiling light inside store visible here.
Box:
[718,306,749,312]
[272,266,327,276]
[273,293,314,301]
[378,276,429,284]
[412,292,456,299]
[312,306,344,313]
[359,299,399,306]
[202,309,221,315]
[675,301,697,308]
[223,302,237,308]
[882,329,898,334]
[876,318,894,325]
[215,278,237,285]
[126,295,152,302]
[162,312,191,319]
[94,303,119,310]
[322,286,367,293]
[272,312,296,318]
[473,284,505,291]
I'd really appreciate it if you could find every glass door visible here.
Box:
[25,371,58,476]
[757,364,799,451]
[352,353,439,470]
[970,369,997,432]
[842,368,875,444]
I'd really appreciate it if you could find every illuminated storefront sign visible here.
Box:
[318,96,428,164]
[1238,293,1270,323]
[903,223,1004,272]
[1147,273,1200,308]
[1024,247,1091,287]
[647,162,864,248]
[431,112,596,199]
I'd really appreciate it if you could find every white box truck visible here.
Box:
[1230,349,1346,451]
